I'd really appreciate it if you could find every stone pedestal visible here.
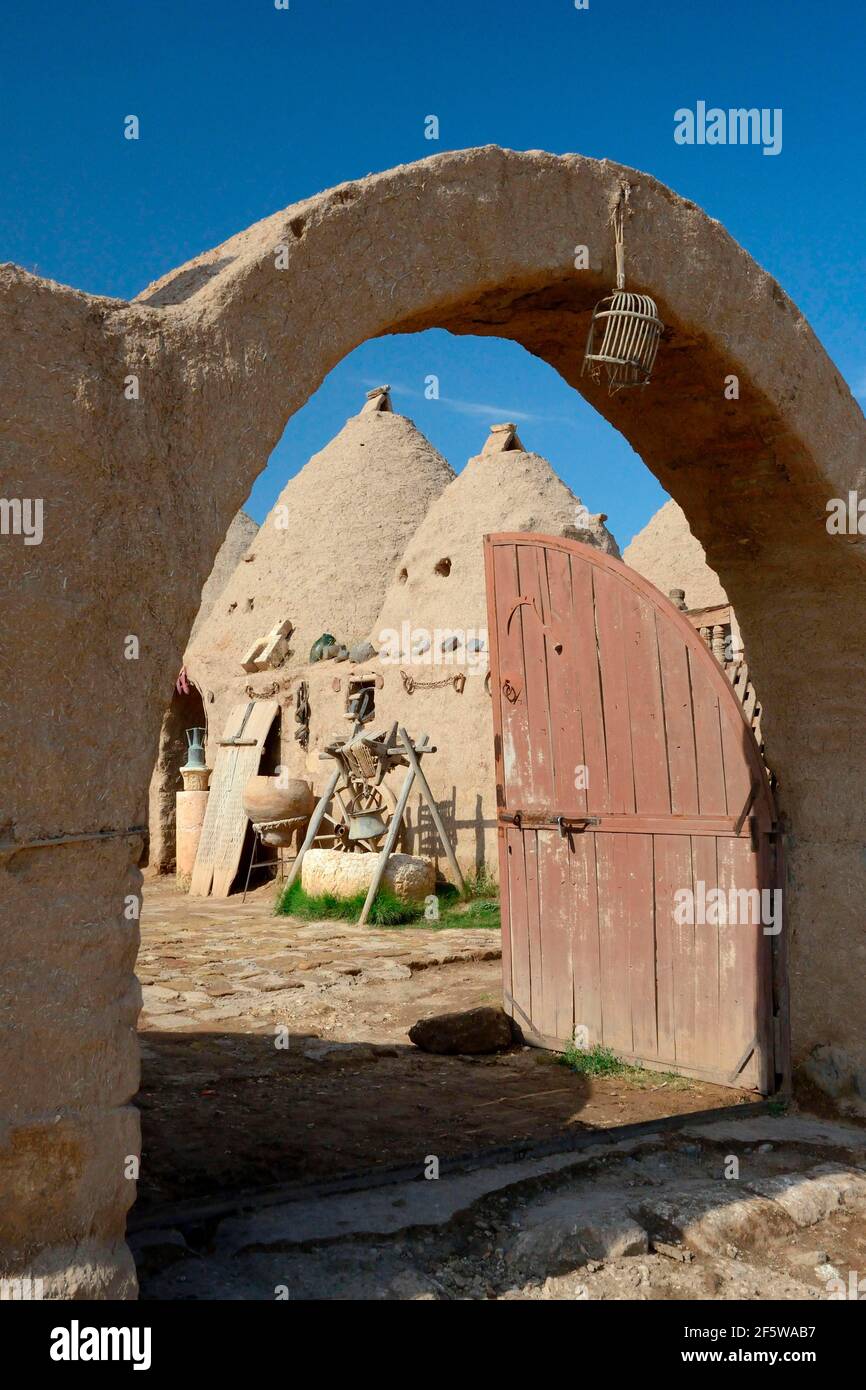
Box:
[176,767,210,886]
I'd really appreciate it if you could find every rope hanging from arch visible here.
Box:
[582,182,664,394]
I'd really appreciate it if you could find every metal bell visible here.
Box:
[347,810,388,843]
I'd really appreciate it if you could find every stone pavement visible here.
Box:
[138,876,501,1039]
[135,878,751,1224]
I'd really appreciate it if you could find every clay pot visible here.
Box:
[243,775,315,825]
[259,821,306,848]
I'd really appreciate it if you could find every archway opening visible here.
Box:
[7,146,865,1304]
[132,329,779,1282]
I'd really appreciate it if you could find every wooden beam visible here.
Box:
[398,726,468,897]
[357,763,416,926]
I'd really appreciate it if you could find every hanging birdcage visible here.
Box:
[582,184,664,394]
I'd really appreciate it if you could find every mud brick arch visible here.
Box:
[1,147,864,1296]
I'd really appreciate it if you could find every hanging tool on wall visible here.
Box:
[294,679,310,749]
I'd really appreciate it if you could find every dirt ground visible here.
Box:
[136,878,749,1220]
[135,1114,866,1302]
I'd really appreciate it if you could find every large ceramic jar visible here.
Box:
[242,775,315,825]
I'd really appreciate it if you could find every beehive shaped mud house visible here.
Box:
[185,386,454,744]
[169,397,617,880]
[624,498,728,611]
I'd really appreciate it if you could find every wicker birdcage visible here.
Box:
[582,185,664,394]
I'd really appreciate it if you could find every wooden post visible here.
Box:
[282,764,342,895]
[357,762,417,926]
[397,727,468,897]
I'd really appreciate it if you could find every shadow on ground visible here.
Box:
[135,1028,746,1218]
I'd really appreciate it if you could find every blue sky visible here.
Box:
[2,0,863,547]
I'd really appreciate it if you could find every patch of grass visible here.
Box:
[559,1042,694,1090]
[462,865,498,900]
[276,878,423,926]
[432,897,501,932]
[276,874,501,931]
[405,865,501,931]
[377,892,501,932]
[560,1042,627,1077]
[623,1068,694,1092]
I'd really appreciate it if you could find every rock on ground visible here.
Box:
[409,1005,514,1054]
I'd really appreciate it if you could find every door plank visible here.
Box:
[569,556,610,815]
[496,825,514,1023]
[653,833,692,1062]
[691,834,721,1075]
[717,834,764,1089]
[523,829,545,1037]
[626,833,658,1060]
[491,543,532,811]
[537,828,574,1043]
[719,702,756,830]
[570,830,603,1048]
[688,649,728,815]
[515,543,556,811]
[544,545,587,815]
[595,831,633,1052]
[504,824,531,1032]
[656,618,700,816]
[593,566,636,814]
[621,589,671,815]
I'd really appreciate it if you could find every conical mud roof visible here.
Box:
[372,423,619,646]
[187,388,454,689]
[623,498,727,609]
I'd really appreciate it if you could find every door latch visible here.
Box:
[498,812,599,834]
[557,816,599,836]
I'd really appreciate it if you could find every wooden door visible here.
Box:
[484,534,785,1093]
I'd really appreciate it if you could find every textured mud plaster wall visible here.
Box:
[266,663,498,876]
[185,399,454,753]
[188,509,259,646]
[1,147,865,1297]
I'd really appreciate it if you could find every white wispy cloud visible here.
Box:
[439,396,537,422]
[361,378,573,426]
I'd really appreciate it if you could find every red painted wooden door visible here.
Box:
[484,534,785,1093]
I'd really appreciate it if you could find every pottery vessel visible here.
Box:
[243,775,315,825]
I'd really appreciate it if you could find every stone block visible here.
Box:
[301,848,434,903]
